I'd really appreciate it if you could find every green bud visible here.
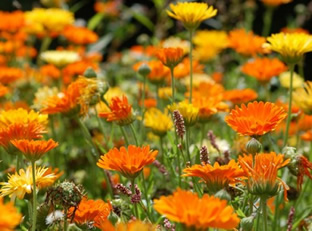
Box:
[214,189,231,201]
[246,138,262,155]
[138,63,151,76]
[241,216,255,231]
[108,211,119,225]
[83,67,97,78]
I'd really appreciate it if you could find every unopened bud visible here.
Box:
[241,216,255,231]
[214,189,231,201]
[246,138,262,155]
[138,63,151,76]
[83,67,97,78]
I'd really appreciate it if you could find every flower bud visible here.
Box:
[138,63,151,76]
[83,67,97,78]
[214,189,231,201]
[246,138,262,155]
[241,216,255,231]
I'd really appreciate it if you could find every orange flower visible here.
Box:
[241,58,287,83]
[139,98,157,109]
[102,174,120,190]
[188,82,224,99]
[154,189,240,230]
[298,114,312,132]
[261,0,292,6]
[228,29,266,56]
[40,64,61,79]
[63,25,98,45]
[98,220,157,231]
[0,67,23,85]
[99,95,133,125]
[301,130,312,141]
[69,197,112,228]
[0,84,9,97]
[11,139,58,162]
[62,60,98,84]
[238,152,289,199]
[156,47,184,68]
[225,101,287,136]
[223,88,258,104]
[133,60,169,84]
[0,11,25,33]
[281,27,309,34]
[296,156,312,191]
[97,145,158,178]
[183,160,245,193]
[0,197,22,231]
[173,57,204,79]
[94,0,121,17]
[130,45,157,58]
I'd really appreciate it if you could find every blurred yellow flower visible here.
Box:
[25,8,74,36]
[0,165,60,200]
[162,37,190,54]
[144,108,173,136]
[264,33,312,64]
[167,2,217,30]
[293,81,312,115]
[168,101,199,126]
[279,71,304,89]
[0,197,22,231]
[158,87,172,100]
[40,50,80,67]
[33,86,59,110]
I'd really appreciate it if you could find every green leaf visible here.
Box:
[132,12,155,32]
[236,208,246,218]
[87,13,104,30]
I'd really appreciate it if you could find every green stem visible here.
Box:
[170,67,175,103]
[185,126,192,164]
[262,6,274,37]
[31,161,37,231]
[16,153,22,171]
[119,126,129,146]
[188,29,193,103]
[142,76,146,117]
[131,179,139,218]
[49,115,57,166]
[249,195,254,215]
[283,64,295,146]
[261,197,268,231]
[130,123,139,146]
[140,173,152,221]
[37,37,52,66]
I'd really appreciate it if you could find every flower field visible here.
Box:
[0,0,312,230]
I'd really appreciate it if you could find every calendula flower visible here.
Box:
[156,47,184,68]
[223,88,258,105]
[32,86,59,110]
[40,64,61,80]
[62,25,98,45]
[0,197,22,231]
[168,101,199,126]
[167,2,217,30]
[238,152,290,199]
[293,81,312,115]
[11,139,58,162]
[25,8,74,36]
[98,220,157,231]
[281,27,309,34]
[41,50,80,68]
[162,37,190,54]
[261,0,292,7]
[0,84,9,97]
[295,156,312,191]
[228,29,266,56]
[69,197,112,229]
[62,60,99,84]
[0,67,23,85]
[0,11,25,33]
[174,57,204,79]
[183,160,245,193]
[158,87,172,100]
[264,33,312,64]
[133,60,169,84]
[97,145,158,179]
[301,130,312,141]
[99,95,134,126]
[144,108,173,136]
[241,57,287,83]
[225,101,287,137]
[154,189,240,230]
[279,71,304,89]
[0,165,61,200]
[94,0,121,17]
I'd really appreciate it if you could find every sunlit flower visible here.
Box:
[0,165,61,200]
[144,108,173,136]
[0,67,23,85]
[241,57,287,83]
[11,139,58,162]
[40,64,61,80]
[41,50,80,68]
[162,37,189,54]
[158,87,172,100]
[168,101,199,126]
[156,47,184,68]
[264,32,312,64]
[97,145,158,179]
[0,11,25,33]
[228,29,266,56]
[25,8,74,37]
[99,95,134,126]
[183,160,245,193]
[261,0,292,6]
[279,71,304,89]
[167,2,217,30]
[69,197,112,228]
[238,152,290,199]
[225,101,287,136]
[62,25,98,45]
[154,189,240,230]
[293,81,312,115]
[223,88,258,105]
[0,197,22,231]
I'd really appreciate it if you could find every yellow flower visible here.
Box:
[279,71,304,89]
[293,81,312,115]
[167,2,217,30]
[168,101,199,126]
[33,86,59,110]
[162,37,190,54]
[144,108,173,136]
[0,165,61,200]
[25,8,74,36]
[264,33,312,64]
[40,50,80,68]
[0,197,22,231]
[158,87,172,100]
